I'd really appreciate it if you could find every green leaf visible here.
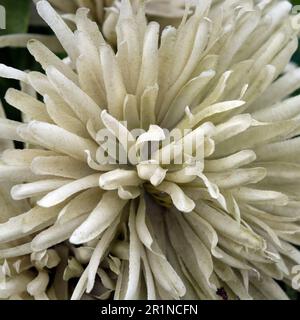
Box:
[0,0,31,35]
[285,285,299,300]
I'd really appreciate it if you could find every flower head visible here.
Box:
[0,0,300,299]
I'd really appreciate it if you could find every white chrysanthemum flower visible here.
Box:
[0,0,300,300]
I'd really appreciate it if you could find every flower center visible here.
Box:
[144,183,173,208]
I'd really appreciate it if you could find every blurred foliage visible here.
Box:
[0,0,34,123]
[0,0,31,35]
[291,0,300,5]
[0,0,299,300]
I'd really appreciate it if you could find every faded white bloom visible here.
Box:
[34,0,188,20]
[1,0,188,51]
[0,0,300,300]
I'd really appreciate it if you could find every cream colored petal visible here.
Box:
[160,70,215,128]
[100,109,136,152]
[5,88,51,123]
[174,211,215,289]
[140,84,158,129]
[234,187,288,206]
[70,191,127,244]
[44,94,89,137]
[118,186,140,200]
[27,270,49,298]
[11,178,71,200]
[1,149,57,166]
[0,165,37,183]
[136,22,159,98]
[100,45,126,119]
[75,7,104,44]
[0,243,32,259]
[166,212,217,299]
[56,188,101,224]
[99,169,141,190]
[0,205,63,243]
[195,201,266,250]
[31,155,93,179]
[27,39,78,84]
[184,211,221,258]
[124,203,141,299]
[0,64,28,83]
[205,150,256,172]
[0,118,22,142]
[206,167,266,189]
[76,54,106,108]
[251,275,289,300]
[253,95,300,122]
[135,195,155,251]
[25,121,98,161]
[212,114,252,144]
[198,70,233,111]
[251,68,300,111]
[37,174,101,207]
[137,162,167,186]
[215,119,300,158]
[177,100,245,130]
[63,257,84,281]
[254,137,300,162]
[123,94,140,130]
[46,67,102,127]
[86,216,121,293]
[114,261,129,300]
[37,0,79,64]
[155,181,195,213]
[70,268,88,300]
[31,214,88,251]
[163,18,210,112]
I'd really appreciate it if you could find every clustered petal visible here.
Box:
[0,0,300,300]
